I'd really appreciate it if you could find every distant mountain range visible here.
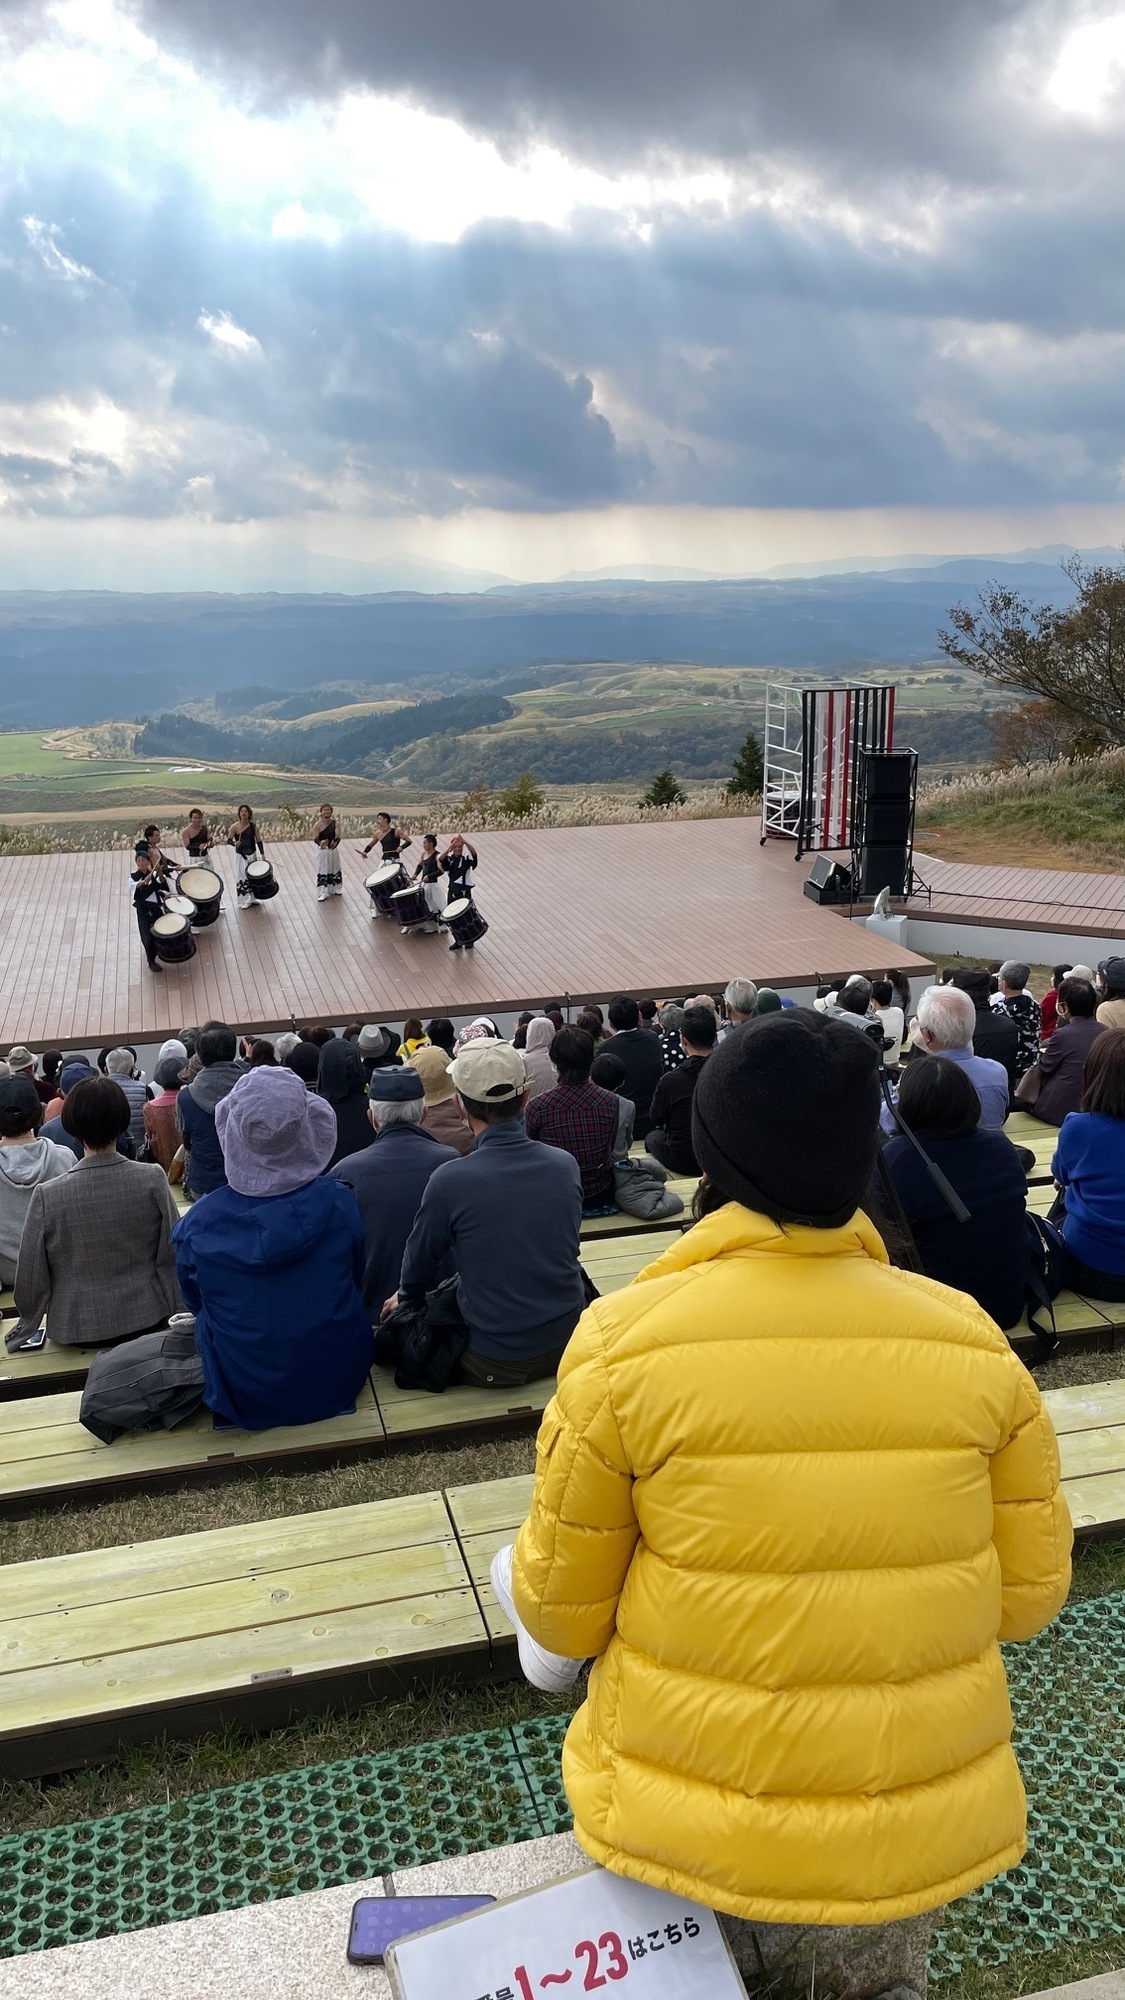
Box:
[0,547,1103,726]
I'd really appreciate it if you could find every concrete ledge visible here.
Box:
[0,1832,585,2000]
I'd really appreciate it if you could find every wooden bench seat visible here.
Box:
[0,1491,489,1778]
[0,1378,388,1510]
[446,1474,536,1642]
[4,1377,1122,1773]
[0,1219,1118,1510]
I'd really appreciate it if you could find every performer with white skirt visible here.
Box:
[312,803,343,901]
[227,804,265,905]
[412,833,446,932]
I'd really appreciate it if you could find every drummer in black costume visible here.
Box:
[359,812,412,867]
[131,853,167,974]
[227,804,265,905]
[138,824,178,879]
[439,834,479,950]
[312,802,343,902]
[412,833,445,933]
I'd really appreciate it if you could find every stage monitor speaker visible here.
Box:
[803,856,853,905]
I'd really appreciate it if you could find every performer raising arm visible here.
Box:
[439,833,479,950]
[358,811,412,865]
[312,802,342,903]
[227,804,265,905]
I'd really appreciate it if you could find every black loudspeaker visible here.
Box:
[855,749,917,898]
[803,856,853,905]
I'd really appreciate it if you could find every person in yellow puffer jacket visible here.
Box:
[503,1010,1072,1993]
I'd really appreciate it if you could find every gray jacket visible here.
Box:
[80,1323,204,1443]
[0,1137,73,1287]
[15,1151,182,1346]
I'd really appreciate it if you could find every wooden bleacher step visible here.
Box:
[5,1381,1120,1774]
[0,1377,387,1510]
[0,1492,490,1780]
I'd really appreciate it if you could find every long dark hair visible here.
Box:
[692,1175,735,1223]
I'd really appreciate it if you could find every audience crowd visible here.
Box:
[0,949,1099,1982]
[1,949,1119,1430]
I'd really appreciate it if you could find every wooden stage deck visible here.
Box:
[0,822,934,1050]
[909,852,1125,938]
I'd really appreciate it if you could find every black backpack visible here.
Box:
[1022,1212,1069,1365]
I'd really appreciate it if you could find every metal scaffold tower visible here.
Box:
[760,681,896,858]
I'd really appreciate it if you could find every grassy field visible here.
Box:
[918,748,1125,871]
[0,661,1000,829]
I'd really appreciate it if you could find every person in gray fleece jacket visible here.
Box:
[0,1077,73,1287]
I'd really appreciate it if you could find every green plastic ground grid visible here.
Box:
[0,1593,1121,1969]
[0,1728,543,1959]
[930,1590,1125,1980]
[510,1715,573,1836]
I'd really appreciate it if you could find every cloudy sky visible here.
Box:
[3,0,1125,587]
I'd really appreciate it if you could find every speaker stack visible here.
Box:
[853,748,918,898]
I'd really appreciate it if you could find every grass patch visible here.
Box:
[919,747,1125,870]
[0,1432,537,1568]
[933,1932,1125,2000]
[0,1675,575,1838]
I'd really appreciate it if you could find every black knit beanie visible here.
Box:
[692,1010,881,1228]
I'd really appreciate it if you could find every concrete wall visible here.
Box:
[903,916,1116,970]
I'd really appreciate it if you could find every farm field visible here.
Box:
[0,659,1002,839]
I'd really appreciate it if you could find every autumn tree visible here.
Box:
[939,555,1125,744]
[989,699,1110,771]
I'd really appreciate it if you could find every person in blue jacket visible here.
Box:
[172,1066,373,1430]
[1052,1027,1125,1299]
[880,1053,1030,1332]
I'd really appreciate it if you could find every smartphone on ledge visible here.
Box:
[347,1894,495,1964]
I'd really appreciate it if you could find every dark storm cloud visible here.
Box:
[3,0,1125,521]
[126,0,1042,186]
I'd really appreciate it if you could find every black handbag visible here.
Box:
[374,1278,470,1393]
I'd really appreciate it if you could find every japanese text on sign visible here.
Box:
[384,1867,747,2000]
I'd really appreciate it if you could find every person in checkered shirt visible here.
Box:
[525,1026,619,1210]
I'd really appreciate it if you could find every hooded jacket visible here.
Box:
[172,1177,373,1430]
[318,1039,377,1169]
[512,1202,1071,1927]
[0,1137,74,1285]
[176,1061,243,1196]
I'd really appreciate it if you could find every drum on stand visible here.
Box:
[390,883,433,930]
[151,913,198,965]
[366,861,408,917]
[178,867,224,927]
[443,897,489,947]
[246,858,279,901]
[163,894,196,922]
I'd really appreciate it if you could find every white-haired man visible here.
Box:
[722,978,758,1034]
[105,1047,149,1150]
[883,986,1010,1133]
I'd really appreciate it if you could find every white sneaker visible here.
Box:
[489,1544,583,1693]
[317,888,329,902]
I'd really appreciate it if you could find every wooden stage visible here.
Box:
[908,851,1125,938]
[0,823,935,1050]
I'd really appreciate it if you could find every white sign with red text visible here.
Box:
[384,1866,747,2000]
